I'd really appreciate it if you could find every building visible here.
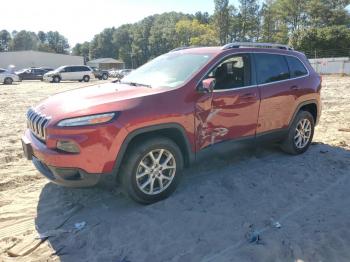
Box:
[87,58,125,70]
[0,50,84,70]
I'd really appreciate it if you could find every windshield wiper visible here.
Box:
[120,81,152,88]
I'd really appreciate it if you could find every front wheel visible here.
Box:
[280,110,315,155]
[4,77,13,85]
[102,73,108,80]
[52,76,60,83]
[121,137,184,204]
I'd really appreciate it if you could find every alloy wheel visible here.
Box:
[135,149,176,195]
[294,118,312,149]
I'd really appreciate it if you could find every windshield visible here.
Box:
[55,66,65,72]
[122,52,213,88]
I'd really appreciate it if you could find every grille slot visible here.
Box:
[26,108,50,140]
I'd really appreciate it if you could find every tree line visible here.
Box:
[73,0,350,68]
[0,30,69,54]
[1,0,349,68]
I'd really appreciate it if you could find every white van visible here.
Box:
[43,65,95,83]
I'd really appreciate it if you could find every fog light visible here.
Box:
[57,140,80,153]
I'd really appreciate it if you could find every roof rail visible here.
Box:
[170,46,198,52]
[222,42,294,51]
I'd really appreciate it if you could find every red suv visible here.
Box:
[22,42,321,204]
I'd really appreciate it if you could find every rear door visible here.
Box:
[33,69,44,80]
[253,53,295,134]
[196,53,260,149]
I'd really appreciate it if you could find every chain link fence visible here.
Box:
[301,49,350,75]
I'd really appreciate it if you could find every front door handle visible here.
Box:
[290,85,299,90]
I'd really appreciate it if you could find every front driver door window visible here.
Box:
[196,53,260,150]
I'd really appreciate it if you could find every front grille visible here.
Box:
[26,108,50,140]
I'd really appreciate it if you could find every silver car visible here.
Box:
[0,68,20,85]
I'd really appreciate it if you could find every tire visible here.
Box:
[4,77,13,85]
[280,110,315,155]
[102,73,108,80]
[121,136,184,204]
[82,75,90,82]
[53,76,60,83]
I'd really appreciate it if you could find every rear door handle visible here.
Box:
[290,85,299,90]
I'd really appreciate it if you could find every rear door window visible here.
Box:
[255,53,290,84]
[78,66,89,72]
[286,56,308,77]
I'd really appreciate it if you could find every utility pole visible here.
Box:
[129,52,134,69]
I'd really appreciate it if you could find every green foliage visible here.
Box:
[175,19,218,46]
[0,30,69,54]
[10,30,39,51]
[3,0,344,66]
[0,30,11,51]
[290,25,350,53]
[72,41,90,61]
[213,0,230,44]
[237,0,261,41]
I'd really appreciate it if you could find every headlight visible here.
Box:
[57,112,117,127]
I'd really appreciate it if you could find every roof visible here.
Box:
[172,46,303,58]
[88,58,124,64]
[0,50,83,59]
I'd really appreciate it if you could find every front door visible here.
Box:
[196,53,260,150]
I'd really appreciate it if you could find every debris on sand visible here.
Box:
[247,230,261,244]
[272,221,282,229]
[74,221,86,231]
[338,128,350,132]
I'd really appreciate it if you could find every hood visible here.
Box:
[33,82,165,122]
[44,70,57,75]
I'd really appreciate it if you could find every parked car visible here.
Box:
[0,68,20,85]
[39,67,54,72]
[43,65,94,83]
[16,68,52,81]
[116,69,133,79]
[22,42,321,204]
[108,69,119,78]
[91,67,109,80]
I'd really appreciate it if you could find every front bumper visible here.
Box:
[32,156,100,187]
[21,128,122,187]
[43,75,53,82]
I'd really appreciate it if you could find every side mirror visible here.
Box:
[197,78,215,93]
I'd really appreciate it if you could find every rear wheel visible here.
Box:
[121,137,184,204]
[280,110,315,155]
[102,73,108,80]
[4,77,13,85]
[82,75,90,82]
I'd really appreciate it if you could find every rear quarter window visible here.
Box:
[286,56,308,77]
[255,53,290,84]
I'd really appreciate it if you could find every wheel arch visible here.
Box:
[112,123,194,177]
[289,100,319,127]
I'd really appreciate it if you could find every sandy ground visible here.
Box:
[0,77,349,262]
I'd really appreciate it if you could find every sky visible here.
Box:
[0,0,222,47]
[2,1,349,47]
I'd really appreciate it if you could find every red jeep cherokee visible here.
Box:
[22,42,321,204]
